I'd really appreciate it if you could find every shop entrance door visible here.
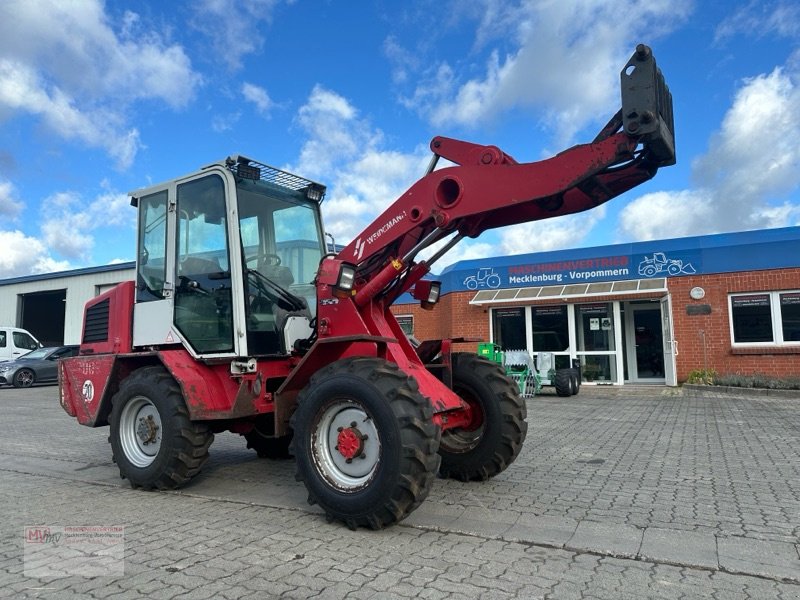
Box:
[624,303,665,382]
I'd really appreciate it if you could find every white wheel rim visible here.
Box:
[119,396,162,467]
[313,400,381,491]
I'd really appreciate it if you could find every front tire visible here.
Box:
[290,357,441,529]
[109,366,213,490]
[13,368,35,388]
[570,368,581,395]
[438,353,527,482]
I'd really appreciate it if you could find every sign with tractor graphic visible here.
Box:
[637,252,696,277]
[463,268,502,290]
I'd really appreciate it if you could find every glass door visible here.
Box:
[575,302,619,383]
[624,303,665,382]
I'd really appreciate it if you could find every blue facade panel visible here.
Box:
[436,227,800,295]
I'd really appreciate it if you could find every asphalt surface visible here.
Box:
[1,382,798,599]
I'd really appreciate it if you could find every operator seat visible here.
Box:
[179,256,222,277]
[261,262,294,288]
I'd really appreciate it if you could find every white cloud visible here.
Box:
[395,1,690,143]
[191,0,281,70]
[0,60,142,169]
[0,180,23,219]
[211,112,242,133]
[693,68,800,203]
[291,86,432,243]
[497,206,609,255]
[715,1,800,42]
[0,230,70,278]
[39,187,133,261]
[242,82,274,115]
[618,190,715,241]
[618,66,800,240]
[0,0,199,168]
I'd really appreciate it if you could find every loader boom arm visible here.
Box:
[334,44,675,306]
[278,44,675,417]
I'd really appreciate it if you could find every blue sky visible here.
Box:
[0,0,798,278]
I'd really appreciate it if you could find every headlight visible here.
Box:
[412,280,442,310]
[0,365,12,373]
[426,282,441,304]
[336,264,356,291]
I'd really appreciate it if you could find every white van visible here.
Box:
[0,327,42,362]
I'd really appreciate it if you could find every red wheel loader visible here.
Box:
[59,45,675,529]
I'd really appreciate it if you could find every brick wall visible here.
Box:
[668,267,800,381]
[392,293,490,352]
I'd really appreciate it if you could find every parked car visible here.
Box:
[0,327,41,362]
[0,345,79,388]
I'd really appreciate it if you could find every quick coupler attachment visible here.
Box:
[621,44,676,167]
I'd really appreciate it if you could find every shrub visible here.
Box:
[714,373,800,391]
[686,368,717,385]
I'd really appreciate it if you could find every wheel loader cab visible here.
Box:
[131,157,326,359]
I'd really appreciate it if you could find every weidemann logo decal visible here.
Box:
[354,211,407,259]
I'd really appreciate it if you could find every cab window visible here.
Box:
[13,332,38,350]
[137,190,168,302]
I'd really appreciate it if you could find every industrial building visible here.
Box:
[0,263,134,346]
[1,227,798,385]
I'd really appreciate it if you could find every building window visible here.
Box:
[729,291,800,345]
[492,307,526,350]
[780,292,800,342]
[396,315,414,336]
[530,305,568,352]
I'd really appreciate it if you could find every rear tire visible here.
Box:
[290,357,441,529]
[554,369,572,397]
[109,366,213,490]
[438,353,527,482]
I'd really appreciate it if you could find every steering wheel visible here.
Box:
[177,275,210,295]
[261,253,281,266]
[247,252,281,268]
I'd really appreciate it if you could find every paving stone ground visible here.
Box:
[0,383,798,599]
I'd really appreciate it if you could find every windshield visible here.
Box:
[20,348,50,360]
[236,179,325,355]
[236,180,325,309]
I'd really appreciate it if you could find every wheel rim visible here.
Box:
[16,370,34,387]
[312,399,381,491]
[440,386,484,454]
[118,396,162,468]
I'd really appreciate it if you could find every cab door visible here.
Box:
[132,167,246,358]
[173,173,240,357]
